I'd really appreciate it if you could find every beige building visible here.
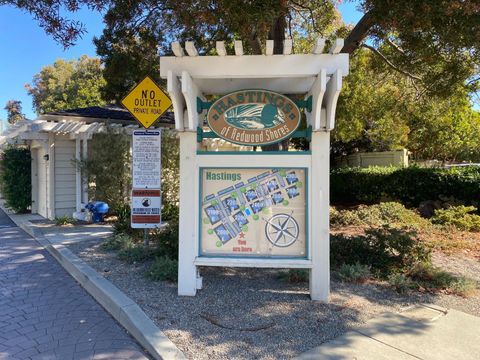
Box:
[0,105,173,219]
[337,149,409,168]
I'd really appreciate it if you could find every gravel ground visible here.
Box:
[67,240,480,360]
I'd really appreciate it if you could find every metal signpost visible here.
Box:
[121,76,172,243]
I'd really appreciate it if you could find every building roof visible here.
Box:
[41,104,175,126]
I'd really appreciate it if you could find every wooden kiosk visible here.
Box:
[160,39,348,301]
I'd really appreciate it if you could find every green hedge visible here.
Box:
[331,166,480,207]
[0,147,32,213]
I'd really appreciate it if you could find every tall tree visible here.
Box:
[25,55,106,114]
[335,49,480,162]
[4,100,25,124]
[94,0,341,102]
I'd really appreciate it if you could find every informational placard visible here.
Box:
[132,130,161,189]
[131,189,161,228]
[200,168,307,258]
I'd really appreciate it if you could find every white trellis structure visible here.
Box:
[160,39,348,301]
[0,118,153,219]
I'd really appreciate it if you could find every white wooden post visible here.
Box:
[178,132,201,295]
[47,134,55,219]
[310,131,330,301]
[31,147,38,214]
[75,138,82,211]
[82,138,88,205]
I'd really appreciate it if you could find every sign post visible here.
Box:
[121,76,172,237]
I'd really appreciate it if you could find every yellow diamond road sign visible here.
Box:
[121,76,172,129]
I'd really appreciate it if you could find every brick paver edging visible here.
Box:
[3,209,186,360]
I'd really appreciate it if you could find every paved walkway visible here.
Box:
[297,305,480,360]
[0,209,150,360]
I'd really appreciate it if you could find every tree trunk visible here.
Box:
[341,11,375,54]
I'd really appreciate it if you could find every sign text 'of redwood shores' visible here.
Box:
[206,90,301,146]
[121,76,172,129]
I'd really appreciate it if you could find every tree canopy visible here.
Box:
[335,49,480,162]
[4,100,25,124]
[3,0,480,161]
[3,0,478,100]
[25,55,106,114]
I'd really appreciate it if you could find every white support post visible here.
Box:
[82,137,88,205]
[310,131,330,301]
[313,38,326,54]
[75,138,82,211]
[47,134,55,220]
[178,132,201,296]
[181,71,205,131]
[266,40,274,55]
[283,39,293,55]
[171,41,184,57]
[167,70,185,131]
[329,38,344,54]
[234,40,243,56]
[31,147,38,214]
[185,41,198,56]
[324,69,342,130]
[216,41,227,56]
[305,69,327,130]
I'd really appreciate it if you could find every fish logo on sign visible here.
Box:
[121,76,172,129]
[207,90,301,146]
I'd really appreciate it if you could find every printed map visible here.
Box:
[200,168,307,258]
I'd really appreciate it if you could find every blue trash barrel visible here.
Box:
[85,201,109,223]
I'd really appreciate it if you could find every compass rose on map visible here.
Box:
[264,213,299,247]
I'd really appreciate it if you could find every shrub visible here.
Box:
[330,202,430,229]
[153,218,179,260]
[0,147,31,213]
[431,206,480,231]
[331,226,431,276]
[408,262,477,297]
[450,277,477,297]
[337,263,371,283]
[112,203,134,235]
[388,273,415,293]
[161,130,180,215]
[101,233,135,251]
[145,256,178,282]
[55,216,75,226]
[278,269,309,283]
[162,203,179,222]
[408,262,456,288]
[77,126,131,212]
[330,166,480,208]
[117,244,153,264]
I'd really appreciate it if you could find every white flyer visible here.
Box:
[132,130,161,188]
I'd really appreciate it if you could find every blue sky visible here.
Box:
[0,2,363,128]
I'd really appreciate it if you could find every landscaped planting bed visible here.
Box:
[68,237,480,360]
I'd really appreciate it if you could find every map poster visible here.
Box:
[132,130,161,188]
[200,168,307,258]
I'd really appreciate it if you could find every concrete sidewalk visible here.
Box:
[0,202,113,245]
[297,304,480,360]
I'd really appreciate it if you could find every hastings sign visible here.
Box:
[206,90,301,146]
